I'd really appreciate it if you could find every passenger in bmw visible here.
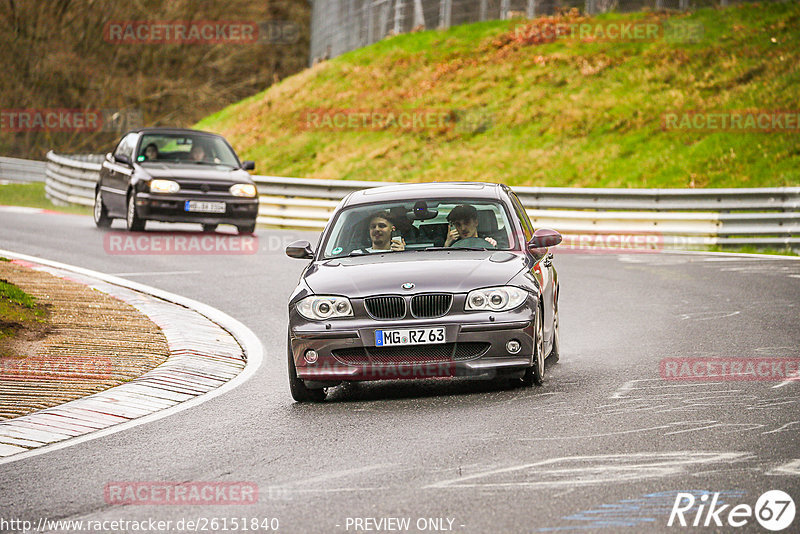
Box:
[359,211,406,253]
[389,206,420,242]
[444,204,497,248]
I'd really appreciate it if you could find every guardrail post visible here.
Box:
[438,0,451,29]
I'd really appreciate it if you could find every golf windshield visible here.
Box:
[136,133,240,167]
[321,199,517,259]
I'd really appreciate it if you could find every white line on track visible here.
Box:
[424,452,750,490]
[110,270,202,276]
[761,421,800,435]
[768,459,800,475]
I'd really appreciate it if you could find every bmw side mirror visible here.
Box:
[527,228,562,252]
[286,240,315,259]
[242,161,255,171]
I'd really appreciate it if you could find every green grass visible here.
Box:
[0,278,47,343]
[196,2,800,188]
[707,245,798,257]
[0,279,39,310]
[0,183,91,215]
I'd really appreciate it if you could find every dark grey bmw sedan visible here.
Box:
[285,182,562,402]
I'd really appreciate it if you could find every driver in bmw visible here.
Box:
[444,204,498,248]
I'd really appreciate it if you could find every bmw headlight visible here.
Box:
[297,296,353,320]
[465,286,528,312]
[149,179,180,194]
[229,183,257,198]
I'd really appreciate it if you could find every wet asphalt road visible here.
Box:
[0,209,798,534]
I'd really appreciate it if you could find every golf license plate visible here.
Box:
[185,200,226,213]
[375,327,445,347]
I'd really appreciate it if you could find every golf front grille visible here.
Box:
[410,294,452,318]
[332,342,490,365]
[365,296,406,319]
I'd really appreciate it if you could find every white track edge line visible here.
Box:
[0,248,265,466]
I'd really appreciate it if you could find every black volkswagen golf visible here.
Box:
[94,127,259,233]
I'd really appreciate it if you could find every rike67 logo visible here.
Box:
[668,490,795,531]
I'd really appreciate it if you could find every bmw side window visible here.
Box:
[510,193,533,241]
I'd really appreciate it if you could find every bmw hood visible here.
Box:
[303,251,528,298]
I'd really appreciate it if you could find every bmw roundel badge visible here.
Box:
[402,282,415,290]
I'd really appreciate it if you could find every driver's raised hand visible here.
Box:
[445,226,459,247]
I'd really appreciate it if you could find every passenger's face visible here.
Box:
[145,147,157,159]
[369,217,393,247]
[451,217,478,238]
[191,147,205,160]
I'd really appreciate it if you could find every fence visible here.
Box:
[44,152,104,207]
[310,0,757,63]
[0,157,46,183]
[43,151,800,250]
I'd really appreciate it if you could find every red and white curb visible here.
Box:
[0,249,263,465]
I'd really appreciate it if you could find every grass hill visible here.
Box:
[197,2,799,188]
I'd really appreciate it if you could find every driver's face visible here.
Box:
[451,217,478,238]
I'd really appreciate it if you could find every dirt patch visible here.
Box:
[0,277,51,361]
[0,261,170,421]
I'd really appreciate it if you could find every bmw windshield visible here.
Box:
[320,199,518,259]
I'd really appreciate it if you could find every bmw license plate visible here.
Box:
[185,200,226,213]
[375,327,446,347]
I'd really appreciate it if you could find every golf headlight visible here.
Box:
[465,286,528,311]
[297,296,353,320]
[230,183,257,197]
[149,180,180,194]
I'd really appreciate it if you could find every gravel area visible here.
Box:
[0,260,169,420]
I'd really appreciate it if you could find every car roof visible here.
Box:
[342,182,509,207]
[130,127,222,137]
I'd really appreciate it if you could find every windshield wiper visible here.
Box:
[190,160,235,168]
[330,249,420,259]
[424,246,488,251]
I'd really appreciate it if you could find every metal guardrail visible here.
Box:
[43,152,800,249]
[0,157,47,183]
[44,152,103,207]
